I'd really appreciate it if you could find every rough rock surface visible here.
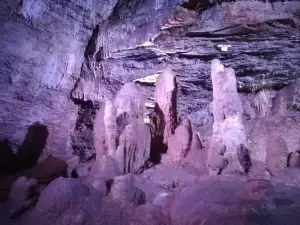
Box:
[8,176,37,217]
[109,174,146,206]
[1,0,300,162]
[154,68,178,146]
[94,83,151,175]
[22,177,134,225]
[171,175,300,225]
[0,156,67,201]
[288,151,300,168]
[266,134,289,175]
[115,122,151,174]
[166,119,192,161]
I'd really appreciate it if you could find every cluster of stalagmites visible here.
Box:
[3,59,300,225]
[90,58,300,179]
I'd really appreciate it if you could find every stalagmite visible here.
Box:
[154,68,178,147]
[93,83,151,175]
[207,59,251,174]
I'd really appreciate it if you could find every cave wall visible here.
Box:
[0,0,119,157]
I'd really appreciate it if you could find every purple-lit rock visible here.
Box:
[207,59,250,175]
[154,68,178,146]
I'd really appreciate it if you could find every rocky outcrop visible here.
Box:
[154,68,178,146]
[207,59,250,175]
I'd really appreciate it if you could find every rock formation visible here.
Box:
[170,176,300,225]
[167,119,192,161]
[109,174,146,206]
[154,68,178,147]
[207,59,251,174]
[288,151,300,168]
[9,176,37,217]
[2,1,300,225]
[115,122,151,174]
[93,83,151,175]
[266,134,289,175]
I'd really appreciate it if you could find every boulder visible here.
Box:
[207,59,250,174]
[171,176,300,225]
[73,161,94,177]
[0,156,67,201]
[8,176,37,217]
[23,177,135,225]
[154,68,177,146]
[109,174,146,206]
[23,177,93,225]
[142,165,198,190]
[167,119,192,161]
[148,111,165,162]
[81,176,107,196]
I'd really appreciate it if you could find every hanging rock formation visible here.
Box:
[93,83,151,175]
[207,59,251,175]
[154,68,178,147]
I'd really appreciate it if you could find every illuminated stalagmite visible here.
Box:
[207,59,251,174]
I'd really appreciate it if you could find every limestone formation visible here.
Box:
[114,122,151,174]
[288,151,300,168]
[109,174,146,206]
[190,133,203,151]
[170,176,300,225]
[114,83,145,124]
[207,59,250,174]
[94,100,117,158]
[167,119,192,161]
[148,111,165,162]
[184,132,207,173]
[93,83,151,175]
[266,135,288,174]
[154,68,178,146]
[90,155,121,180]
